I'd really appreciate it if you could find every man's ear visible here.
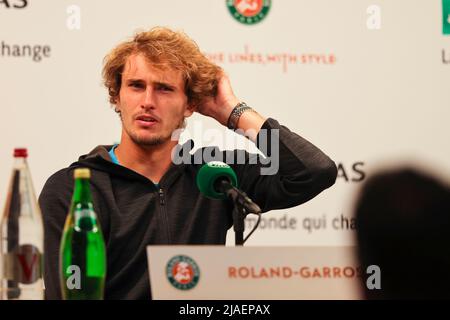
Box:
[184,104,196,117]
[114,95,120,106]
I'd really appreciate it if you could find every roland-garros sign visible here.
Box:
[226,0,271,25]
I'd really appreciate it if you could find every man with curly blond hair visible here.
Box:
[39,27,337,299]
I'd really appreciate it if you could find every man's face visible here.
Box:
[116,53,193,147]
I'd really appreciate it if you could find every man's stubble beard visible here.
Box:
[123,117,186,147]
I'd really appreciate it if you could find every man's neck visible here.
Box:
[115,137,176,184]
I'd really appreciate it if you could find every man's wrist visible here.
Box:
[209,99,237,126]
[227,102,256,130]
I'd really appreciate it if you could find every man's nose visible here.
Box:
[141,88,155,109]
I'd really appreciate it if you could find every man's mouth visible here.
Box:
[136,115,158,123]
[135,114,159,127]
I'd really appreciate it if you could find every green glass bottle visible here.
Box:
[59,168,106,300]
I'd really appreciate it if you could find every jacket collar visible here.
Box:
[70,140,195,189]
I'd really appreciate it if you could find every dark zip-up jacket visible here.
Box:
[39,118,337,300]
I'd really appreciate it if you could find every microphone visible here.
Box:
[196,161,261,214]
[196,161,237,200]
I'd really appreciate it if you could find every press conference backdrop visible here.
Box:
[1,0,450,248]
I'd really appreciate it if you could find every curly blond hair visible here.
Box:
[102,27,222,108]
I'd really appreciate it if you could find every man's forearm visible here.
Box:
[234,109,267,142]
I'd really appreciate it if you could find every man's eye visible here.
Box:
[158,85,173,92]
[129,83,144,89]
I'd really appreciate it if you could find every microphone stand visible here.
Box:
[230,196,246,246]
[220,182,261,246]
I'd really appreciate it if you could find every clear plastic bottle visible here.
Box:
[0,148,44,299]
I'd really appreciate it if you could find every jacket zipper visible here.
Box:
[158,188,165,205]
[158,188,171,242]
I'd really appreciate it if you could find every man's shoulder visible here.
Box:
[41,167,75,196]
[42,145,113,188]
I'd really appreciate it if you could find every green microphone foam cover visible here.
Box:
[196,161,238,200]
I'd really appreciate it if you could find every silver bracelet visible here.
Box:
[227,102,254,130]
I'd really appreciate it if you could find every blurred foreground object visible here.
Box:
[0,148,44,300]
[59,168,106,300]
[355,166,450,299]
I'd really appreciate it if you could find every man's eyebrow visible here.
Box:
[124,78,177,88]
[125,78,145,83]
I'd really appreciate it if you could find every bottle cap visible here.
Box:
[14,148,28,158]
[74,168,91,179]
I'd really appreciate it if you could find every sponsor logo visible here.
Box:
[443,0,450,35]
[166,255,200,290]
[3,244,42,284]
[228,265,363,279]
[228,265,381,290]
[226,0,271,25]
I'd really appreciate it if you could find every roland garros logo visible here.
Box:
[166,255,200,290]
[226,0,271,25]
